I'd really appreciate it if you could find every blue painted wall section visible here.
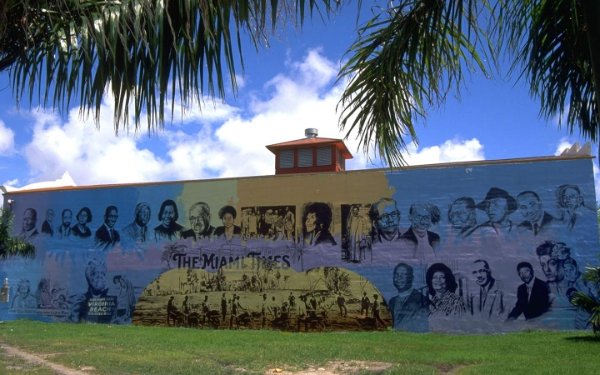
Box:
[1,156,598,332]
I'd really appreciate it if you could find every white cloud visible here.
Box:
[403,138,485,166]
[22,106,167,185]
[554,137,573,156]
[166,48,374,178]
[15,49,482,189]
[0,119,15,155]
[3,171,75,192]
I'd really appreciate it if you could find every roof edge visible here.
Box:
[3,154,593,195]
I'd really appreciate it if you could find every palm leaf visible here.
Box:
[0,0,340,132]
[0,209,36,260]
[338,0,492,166]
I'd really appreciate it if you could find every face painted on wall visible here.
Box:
[518,266,533,284]
[77,210,88,225]
[86,263,107,293]
[46,209,54,223]
[410,205,432,233]
[62,210,72,227]
[563,262,578,282]
[105,208,118,228]
[22,209,36,231]
[517,193,542,223]
[431,271,447,294]
[472,262,490,287]
[563,187,582,210]
[375,202,400,234]
[17,280,30,294]
[189,205,209,234]
[136,205,151,226]
[486,198,508,223]
[222,213,234,228]
[393,266,412,292]
[305,212,317,233]
[161,205,175,227]
[539,255,561,282]
[449,201,473,229]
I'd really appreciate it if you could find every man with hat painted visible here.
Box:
[465,187,517,237]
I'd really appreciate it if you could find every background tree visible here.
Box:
[0,209,35,259]
[571,265,600,334]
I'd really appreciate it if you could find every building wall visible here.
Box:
[1,157,598,332]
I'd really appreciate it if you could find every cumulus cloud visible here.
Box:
[3,171,75,192]
[16,48,376,186]
[403,138,485,166]
[15,49,486,189]
[554,138,574,156]
[23,107,166,185]
[0,119,15,155]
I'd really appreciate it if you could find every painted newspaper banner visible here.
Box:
[1,156,598,333]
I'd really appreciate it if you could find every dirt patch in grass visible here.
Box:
[0,343,94,375]
[4,343,394,375]
[265,360,394,374]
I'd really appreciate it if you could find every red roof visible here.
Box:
[266,137,353,159]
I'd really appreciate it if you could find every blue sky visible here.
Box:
[0,2,597,197]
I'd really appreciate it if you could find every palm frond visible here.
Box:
[0,209,36,260]
[337,0,493,166]
[497,0,600,141]
[0,0,340,132]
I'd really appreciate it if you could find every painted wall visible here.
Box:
[1,156,598,333]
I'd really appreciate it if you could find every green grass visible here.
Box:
[0,320,599,374]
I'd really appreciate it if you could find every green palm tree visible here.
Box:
[0,1,598,166]
[338,0,600,165]
[0,0,339,131]
[0,209,36,259]
[571,265,600,334]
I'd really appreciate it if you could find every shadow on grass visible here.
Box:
[564,335,600,342]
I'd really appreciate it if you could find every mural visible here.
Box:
[1,156,599,333]
[134,260,390,331]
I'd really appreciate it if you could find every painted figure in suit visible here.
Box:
[57,209,73,239]
[400,202,441,260]
[19,208,39,240]
[507,262,551,320]
[369,198,402,243]
[181,202,215,241]
[516,191,555,236]
[41,209,54,236]
[122,202,151,243]
[556,184,592,231]
[95,206,120,249]
[388,263,428,331]
[466,259,505,319]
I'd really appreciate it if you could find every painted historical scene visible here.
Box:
[133,260,390,331]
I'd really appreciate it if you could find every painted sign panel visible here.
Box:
[1,157,598,333]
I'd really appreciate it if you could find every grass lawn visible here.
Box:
[0,320,599,374]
